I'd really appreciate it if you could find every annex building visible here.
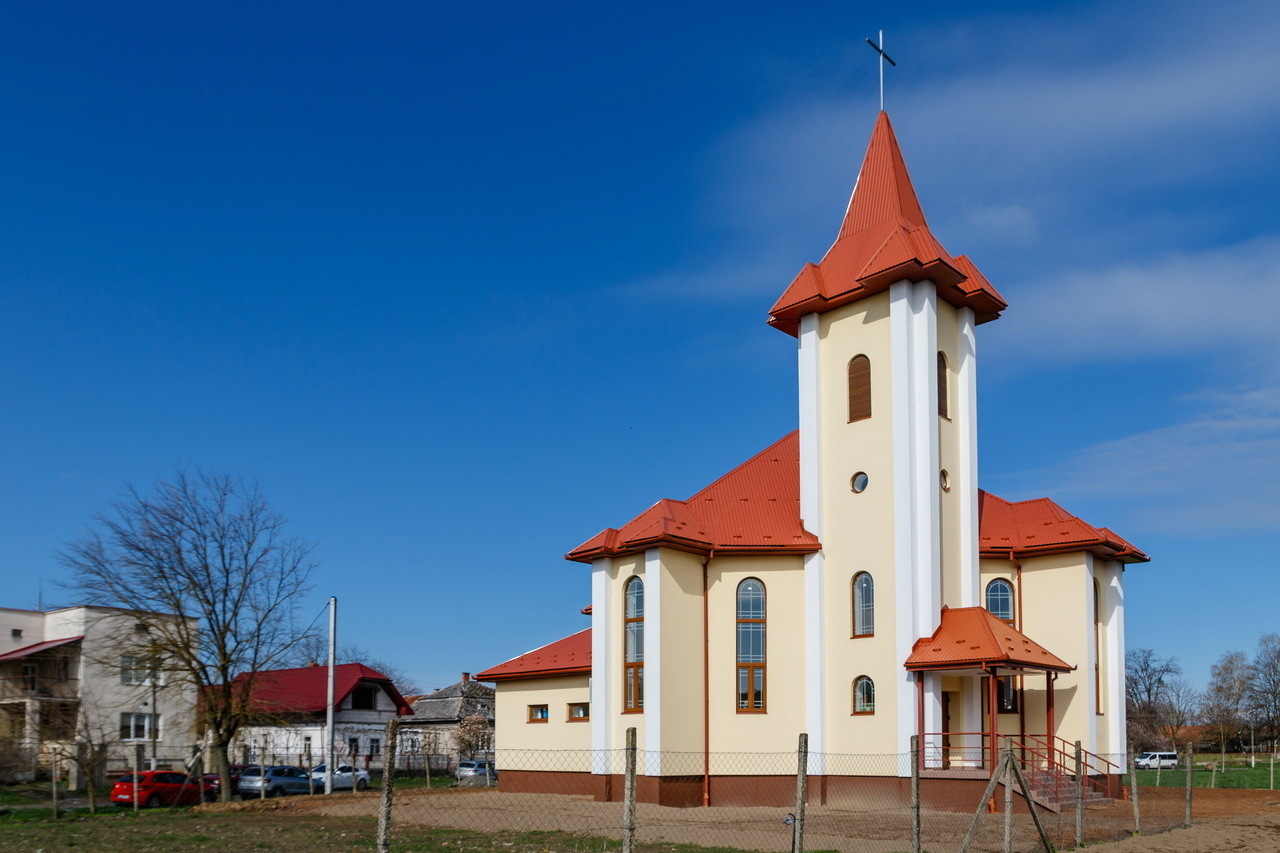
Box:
[476,111,1149,808]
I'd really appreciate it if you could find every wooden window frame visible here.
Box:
[937,351,950,419]
[527,704,549,723]
[984,578,1015,624]
[623,577,644,713]
[852,676,875,715]
[736,578,767,713]
[852,572,874,637]
[848,355,872,423]
[567,702,590,722]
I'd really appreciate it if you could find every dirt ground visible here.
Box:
[204,786,1280,853]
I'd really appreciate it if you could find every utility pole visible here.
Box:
[325,596,337,795]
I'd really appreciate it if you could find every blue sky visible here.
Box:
[2,0,1277,693]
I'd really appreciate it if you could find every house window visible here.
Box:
[848,355,872,422]
[623,577,644,712]
[985,579,1014,623]
[21,663,36,692]
[852,573,874,637]
[303,736,312,755]
[120,655,151,686]
[55,656,70,683]
[853,677,875,714]
[10,629,20,639]
[937,352,949,418]
[736,579,766,712]
[998,677,1018,713]
[568,702,590,721]
[348,736,360,757]
[119,712,158,741]
[1095,579,1103,715]
[351,685,378,710]
[370,738,381,758]
[528,704,549,723]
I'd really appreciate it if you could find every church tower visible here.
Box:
[768,112,1007,757]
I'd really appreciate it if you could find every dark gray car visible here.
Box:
[236,765,314,797]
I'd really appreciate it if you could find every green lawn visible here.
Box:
[0,808,761,853]
[1127,758,1280,789]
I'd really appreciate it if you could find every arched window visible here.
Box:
[1094,579,1103,714]
[853,676,875,714]
[736,579,766,711]
[848,355,872,422]
[937,352,949,418]
[852,573,874,637]
[623,577,644,711]
[985,578,1014,623]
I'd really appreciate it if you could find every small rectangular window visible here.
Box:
[370,738,381,757]
[567,702,590,721]
[348,736,360,756]
[528,704,549,723]
[10,628,21,639]
[351,685,378,710]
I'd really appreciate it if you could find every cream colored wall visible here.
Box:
[815,293,902,753]
[656,549,708,760]
[934,299,965,609]
[605,553,646,753]
[493,675,591,770]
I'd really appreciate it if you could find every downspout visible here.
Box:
[701,548,715,807]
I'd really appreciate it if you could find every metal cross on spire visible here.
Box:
[865,30,896,111]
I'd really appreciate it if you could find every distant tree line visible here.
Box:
[1127,635,1280,755]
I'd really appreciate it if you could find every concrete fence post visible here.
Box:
[1184,745,1193,828]
[377,718,400,853]
[1129,753,1141,836]
[622,727,637,853]
[911,734,921,853]
[792,733,808,853]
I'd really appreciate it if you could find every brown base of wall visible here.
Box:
[495,770,1124,811]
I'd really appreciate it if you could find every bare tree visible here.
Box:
[60,695,121,813]
[1156,677,1201,748]
[286,637,422,696]
[1126,648,1182,748]
[1201,651,1251,759]
[1249,634,1280,749]
[60,470,316,801]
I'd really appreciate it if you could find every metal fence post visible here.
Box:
[132,745,140,814]
[377,718,400,853]
[911,734,921,853]
[1074,740,1084,849]
[1003,739,1013,853]
[51,746,60,821]
[792,733,808,853]
[1129,753,1141,835]
[622,727,637,853]
[1184,744,1193,828]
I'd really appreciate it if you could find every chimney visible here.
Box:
[461,672,471,682]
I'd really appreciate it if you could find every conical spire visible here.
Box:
[767,111,1006,336]
[838,111,927,238]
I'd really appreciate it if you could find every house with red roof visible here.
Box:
[229,662,410,769]
[477,111,1148,808]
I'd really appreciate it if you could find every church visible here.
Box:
[476,110,1148,808]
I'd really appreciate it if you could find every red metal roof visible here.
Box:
[475,628,591,682]
[978,491,1149,562]
[905,607,1073,672]
[0,636,82,662]
[567,432,821,563]
[230,663,412,716]
[768,111,1007,336]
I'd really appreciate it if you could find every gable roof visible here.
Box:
[231,663,411,716]
[567,432,821,562]
[768,111,1006,337]
[904,607,1073,673]
[567,432,1147,566]
[475,628,590,682]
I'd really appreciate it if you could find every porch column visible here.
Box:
[987,668,998,771]
[1046,672,1057,742]
[915,672,924,771]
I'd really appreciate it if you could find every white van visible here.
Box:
[1134,751,1178,769]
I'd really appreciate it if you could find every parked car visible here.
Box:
[310,763,371,791]
[457,760,498,781]
[111,771,215,807]
[236,765,315,797]
[201,763,253,796]
[1134,751,1179,770]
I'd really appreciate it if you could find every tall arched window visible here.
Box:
[736,579,766,711]
[623,577,644,711]
[848,355,872,422]
[985,578,1014,624]
[1094,579,1103,714]
[852,572,874,637]
[937,352,950,418]
[853,676,875,714]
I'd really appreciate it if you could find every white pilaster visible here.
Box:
[590,557,613,772]
[956,308,980,607]
[908,282,941,638]
[798,313,823,537]
[890,280,917,759]
[803,551,826,773]
[798,312,827,775]
[643,549,662,774]
[1105,561,1126,758]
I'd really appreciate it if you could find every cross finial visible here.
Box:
[865,30,896,111]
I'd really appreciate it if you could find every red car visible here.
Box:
[111,770,215,807]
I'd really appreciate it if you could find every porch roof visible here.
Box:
[0,635,82,662]
[904,607,1073,673]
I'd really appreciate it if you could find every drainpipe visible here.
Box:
[701,548,715,806]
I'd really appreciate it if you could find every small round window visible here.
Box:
[851,472,869,493]
[940,469,951,492]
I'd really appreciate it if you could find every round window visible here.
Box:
[851,472,869,493]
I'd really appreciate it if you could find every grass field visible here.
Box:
[1127,757,1280,789]
[0,808,759,853]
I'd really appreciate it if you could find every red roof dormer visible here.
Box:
[768,111,1007,336]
